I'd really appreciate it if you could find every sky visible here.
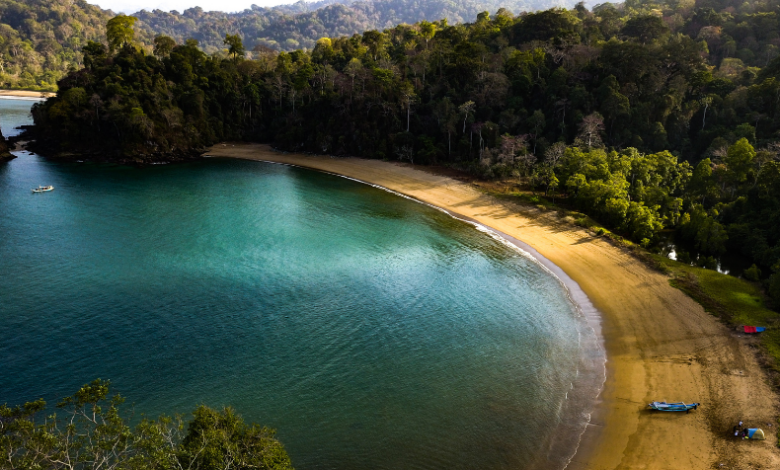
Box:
[87,0,299,14]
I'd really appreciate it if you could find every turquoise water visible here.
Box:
[1,99,601,469]
[0,97,39,137]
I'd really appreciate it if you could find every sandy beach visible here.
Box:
[0,89,55,99]
[206,143,780,469]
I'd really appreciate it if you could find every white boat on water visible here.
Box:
[32,185,54,193]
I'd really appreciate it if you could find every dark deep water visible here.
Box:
[1,97,603,470]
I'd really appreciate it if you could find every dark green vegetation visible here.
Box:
[29,0,780,307]
[0,379,293,470]
[0,0,574,91]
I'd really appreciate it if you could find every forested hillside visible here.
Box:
[29,0,780,303]
[132,0,571,53]
[0,0,574,91]
[0,0,113,90]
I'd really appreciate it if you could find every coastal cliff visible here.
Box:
[0,127,13,162]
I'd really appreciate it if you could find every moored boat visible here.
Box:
[648,401,700,412]
[31,185,54,193]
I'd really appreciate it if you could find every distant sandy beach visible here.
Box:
[0,89,54,100]
[207,143,780,470]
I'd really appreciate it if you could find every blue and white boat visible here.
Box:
[648,401,700,412]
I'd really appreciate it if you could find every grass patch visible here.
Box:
[656,254,780,381]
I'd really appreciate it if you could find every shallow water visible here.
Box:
[1,99,601,470]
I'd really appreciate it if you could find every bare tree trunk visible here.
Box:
[702,103,708,130]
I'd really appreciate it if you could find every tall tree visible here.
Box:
[106,15,137,53]
[224,33,245,62]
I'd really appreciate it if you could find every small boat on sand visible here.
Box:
[744,428,765,440]
[648,401,700,413]
[32,185,54,193]
[742,325,766,334]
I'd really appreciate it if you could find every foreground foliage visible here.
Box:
[0,380,293,470]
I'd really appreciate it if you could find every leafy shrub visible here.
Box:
[744,264,762,282]
[0,380,294,470]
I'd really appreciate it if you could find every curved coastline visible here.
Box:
[206,143,780,469]
[213,154,608,469]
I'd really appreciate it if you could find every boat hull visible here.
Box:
[648,402,700,412]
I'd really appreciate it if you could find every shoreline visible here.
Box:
[206,143,780,469]
[0,89,54,100]
[234,156,607,469]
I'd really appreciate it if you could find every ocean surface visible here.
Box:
[0,98,602,470]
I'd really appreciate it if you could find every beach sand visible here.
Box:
[207,143,780,469]
[0,89,55,99]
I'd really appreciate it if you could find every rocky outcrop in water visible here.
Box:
[0,127,14,162]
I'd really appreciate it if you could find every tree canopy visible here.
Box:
[0,379,294,470]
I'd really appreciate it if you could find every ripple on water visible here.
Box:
[0,100,604,470]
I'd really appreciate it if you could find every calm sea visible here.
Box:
[0,98,602,470]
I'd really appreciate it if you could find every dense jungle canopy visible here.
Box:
[25,0,780,304]
[0,0,575,90]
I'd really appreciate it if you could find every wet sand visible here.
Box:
[207,143,780,469]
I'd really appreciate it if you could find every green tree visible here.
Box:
[224,33,246,62]
[622,15,669,44]
[153,35,176,58]
[82,41,108,70]
[598,75,629,138]
[623,201,663,242]
[361,30,386,60]
[0,380,293,470]
[419,21,437,48]
[106,15,137,53]
[725,138,755,189]
[681,206,728,255]
[178,406,293,470]
[689,158,718,204]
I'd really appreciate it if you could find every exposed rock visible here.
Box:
[0,127,14,162]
